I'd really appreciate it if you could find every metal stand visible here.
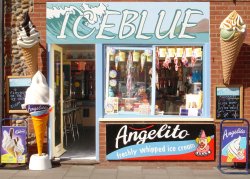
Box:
[218,118,249,174]
[0,118,28,169]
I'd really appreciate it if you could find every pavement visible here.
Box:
[0,164,250,179]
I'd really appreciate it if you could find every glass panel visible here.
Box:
[105,47,152,115]
[54,50,61,146]
[155,46,203,116]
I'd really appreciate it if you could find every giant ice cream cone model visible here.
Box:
[23,71,52,155]
[17,12,40,76]
[220,11,246,85]
[30,110,49,156]
[22,71,53,170]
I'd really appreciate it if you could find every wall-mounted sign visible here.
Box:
[7,76,31,113]
[215,85,243,120]
[221,126,247,163]
[106,124,215,160]
[46,2,209,44]
[1,126,27,163]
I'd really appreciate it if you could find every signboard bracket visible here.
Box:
[218,118,249,174]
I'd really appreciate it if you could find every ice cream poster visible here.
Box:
[221,127,247,163]
[106,124,215,160]
[1,126,27,163]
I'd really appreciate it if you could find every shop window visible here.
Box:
[105,46,204,117]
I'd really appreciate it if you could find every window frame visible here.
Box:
[103,43,210,119]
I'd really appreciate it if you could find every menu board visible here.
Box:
[215,86,243,120]
[7,76,32,113]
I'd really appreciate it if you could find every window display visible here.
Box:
[105,47,152,115]
[105,46,203,116]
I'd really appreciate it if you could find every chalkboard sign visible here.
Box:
[7,76,32,113]
[215,85,243,120]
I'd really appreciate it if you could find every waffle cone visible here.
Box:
[220,32,245,85]
[6,147,16,157]
[226,152,235,162]
[22,43,39,76]
[32,114,49,156]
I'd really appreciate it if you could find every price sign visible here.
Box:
[215,85,243,120]
[7,76,31,113]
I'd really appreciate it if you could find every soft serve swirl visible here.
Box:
[220,11,246,41]
[24,71,50,105]
[17,12,40,48]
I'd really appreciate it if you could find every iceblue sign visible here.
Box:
[46,2,209,44]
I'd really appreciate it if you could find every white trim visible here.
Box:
[99,117,214,122]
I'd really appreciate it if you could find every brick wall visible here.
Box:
[4,0,250,166]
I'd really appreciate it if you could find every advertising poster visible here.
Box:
[221,126,247,163]
[1,126,27,163]
[106,124,215,160]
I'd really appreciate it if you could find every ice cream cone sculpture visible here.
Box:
[220,11,246,85]
[17,12,40,76]
[32,114,49,156]
[22,71,53,156]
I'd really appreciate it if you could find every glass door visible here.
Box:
[50,44,65,157]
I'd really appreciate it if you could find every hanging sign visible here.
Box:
[1,126,27,163]
[215,85,243,120]
[46,2,209,44]
[221,126,247,163]
[106,124,215,161]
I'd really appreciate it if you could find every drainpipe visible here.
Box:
[0,0,4,121]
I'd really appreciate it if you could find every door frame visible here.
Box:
[48,44,100,161]
[48,44,65,158]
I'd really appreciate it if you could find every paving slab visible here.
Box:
[144,175,169,179]
[65,165,95,177]
[142,168,168,175]
[90,173,116,179]
[166,166,194,176]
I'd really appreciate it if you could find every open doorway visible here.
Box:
[51,44,96,160]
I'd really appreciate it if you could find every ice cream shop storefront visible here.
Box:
[45,1,248,166]
[46,1,216,164]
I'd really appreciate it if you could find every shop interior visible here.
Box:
[56,44,96,159]
[105,46,203,116]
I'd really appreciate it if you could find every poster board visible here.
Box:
[7,76,32,113]
[215,85,243,120]
[1,126,27,163]
[221,126,247,163]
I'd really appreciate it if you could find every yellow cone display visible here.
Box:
[220,32,244,85]
[226,152,235,162]
[22,43,39,76]
[32,114,49,156]
[6,147,16,157]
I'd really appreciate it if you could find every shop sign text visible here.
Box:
[106,124,215,161]
[46,2,209,44]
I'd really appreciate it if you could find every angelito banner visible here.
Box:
[106,124,215,160]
